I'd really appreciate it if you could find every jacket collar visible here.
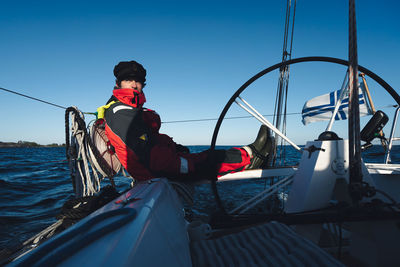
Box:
[112,88,146,108]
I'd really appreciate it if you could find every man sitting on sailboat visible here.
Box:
[97,60,273,181]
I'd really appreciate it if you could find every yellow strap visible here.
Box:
[96,101,117,119]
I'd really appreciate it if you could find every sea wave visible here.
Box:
[0,145,395,249]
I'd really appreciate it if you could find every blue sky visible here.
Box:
[1,0,399,146]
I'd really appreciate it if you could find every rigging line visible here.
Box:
[162,112,302,124]
[288,0,297,56]
[162,104,396,124]
[0,86,95,115]
[282,0,291,61]
[0,86,67,109]
[273,0,296,165]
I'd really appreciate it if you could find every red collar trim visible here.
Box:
[113,88,146,108]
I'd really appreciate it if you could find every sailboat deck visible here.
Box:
[190,221,343,267]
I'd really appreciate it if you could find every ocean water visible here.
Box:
[0,144,397,249]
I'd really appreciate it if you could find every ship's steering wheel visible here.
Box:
[209,56,400,213]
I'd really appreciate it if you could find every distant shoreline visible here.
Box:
[0,141,65,148]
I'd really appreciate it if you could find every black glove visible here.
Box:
[176,144,190,154]
[194,149,226,181]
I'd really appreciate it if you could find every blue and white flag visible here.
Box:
[302,86,372,125]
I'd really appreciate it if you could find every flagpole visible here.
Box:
[360,73,376,112]
[348,0,363,203]
[326,71,349,131]
[360,72,386,146]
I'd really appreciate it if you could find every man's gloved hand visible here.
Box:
[176,144,190,154]
[194,149,226,181]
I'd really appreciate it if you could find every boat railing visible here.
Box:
[384,106,400,163]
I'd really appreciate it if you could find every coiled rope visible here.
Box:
[65,107,117,197]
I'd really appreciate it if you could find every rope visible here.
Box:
[0,186,122,265]
[57,186,121,221]
[169,181,195,206]
[0,86,67,110]
[2,84,395,125]
[0,86,95,115]
[16,208,136,267]
[72,108,100,196]
[162,105,397,125]
[288,0,297,59]
[65,107,117,197]
[162,112,301,124]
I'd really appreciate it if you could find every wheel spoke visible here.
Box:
[235,96,301,151]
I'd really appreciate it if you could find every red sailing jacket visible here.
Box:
[104,88,209,181]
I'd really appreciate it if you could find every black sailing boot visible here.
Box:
[243,125,273,170]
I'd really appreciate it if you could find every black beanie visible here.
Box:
[113,60,147,84]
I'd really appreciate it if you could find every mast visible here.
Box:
[348,0,363,202]
[273,0,296,166]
